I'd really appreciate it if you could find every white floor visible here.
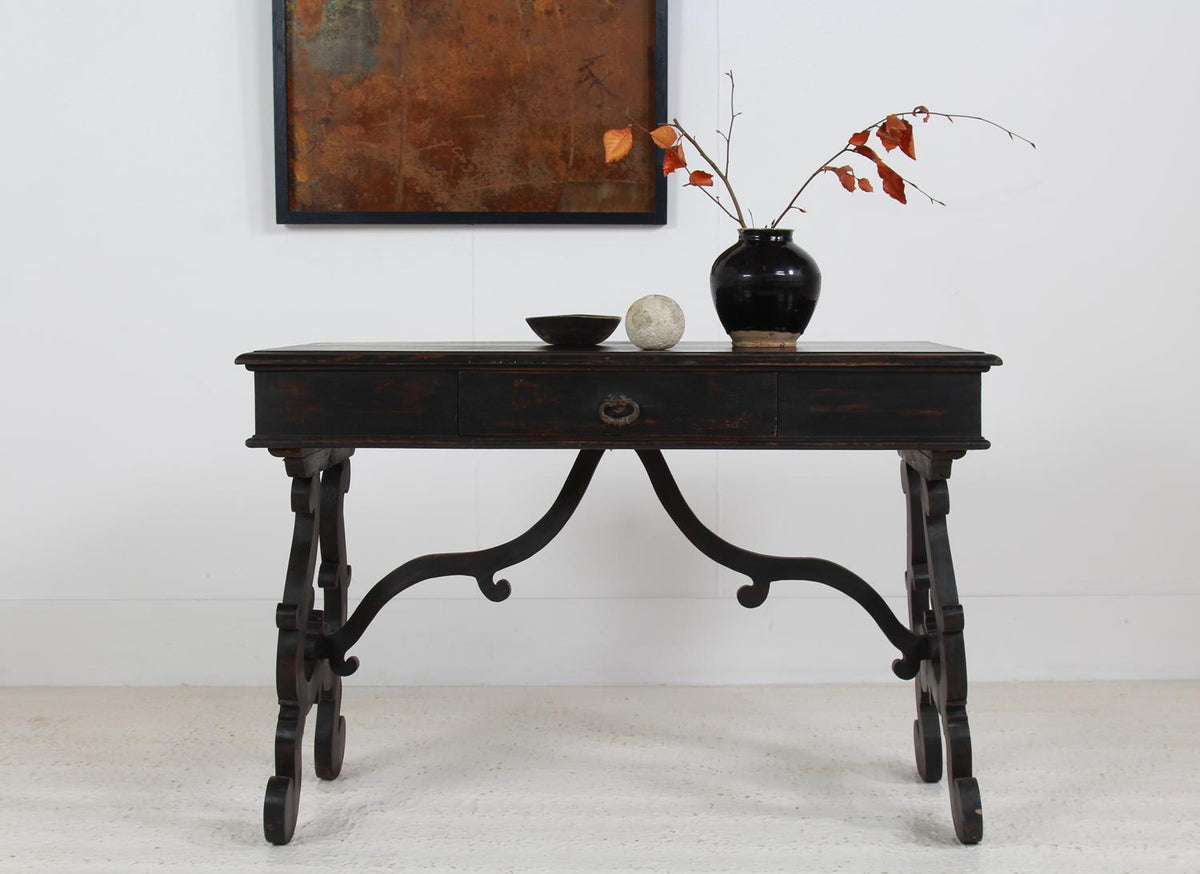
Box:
[0,682,1196,873]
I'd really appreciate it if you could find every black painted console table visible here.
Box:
[236,341,1001,845]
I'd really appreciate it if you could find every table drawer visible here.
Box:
[779,371,982,441]
[254,370,458,439]
[459,372,776,439]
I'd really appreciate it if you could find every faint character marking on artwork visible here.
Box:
[577,54,618,110]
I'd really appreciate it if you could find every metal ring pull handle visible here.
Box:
[598,393,640,427]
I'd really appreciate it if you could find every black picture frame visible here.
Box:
[272,0,668,226]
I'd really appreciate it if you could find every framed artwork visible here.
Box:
[273,0,668,225]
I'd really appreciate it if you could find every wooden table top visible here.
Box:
[236,341,1002,371]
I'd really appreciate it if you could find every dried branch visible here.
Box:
[602,76,1031,231]
[769,109,1029,226]
[672,118,747,227]
[719,71,741,179]
[770,146,852,228]
[909,107,1036,148]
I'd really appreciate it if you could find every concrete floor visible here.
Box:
[0,682,1196,873]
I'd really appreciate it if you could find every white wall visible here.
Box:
[2,0,1197,685]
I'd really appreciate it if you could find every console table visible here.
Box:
[236,341,1001,846]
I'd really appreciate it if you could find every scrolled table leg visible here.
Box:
[263,472,320,845]
[262,449,354,845]
[900,450,982,845]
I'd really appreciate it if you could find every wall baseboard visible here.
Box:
[2,594,1195,685]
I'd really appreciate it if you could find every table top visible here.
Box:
[238,340,999,451]
[236,341,1002,371]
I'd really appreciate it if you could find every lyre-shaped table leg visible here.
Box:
[263,449,353,845]
[901,450,983,844]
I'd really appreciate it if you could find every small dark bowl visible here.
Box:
[526,314,621,347]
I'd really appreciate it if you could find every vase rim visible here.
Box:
[737,227,793,240]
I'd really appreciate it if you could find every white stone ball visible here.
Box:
[625,294,685,350]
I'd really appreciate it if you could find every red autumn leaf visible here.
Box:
[912,105,931,122]
[824,165,857,193]
[603,126,634,164]
[687,170,714,187]
[853,143,881,163]
[662,144,687,176]
[875,163,907,204]
[848,129,871,147]
[650,125,679,149]
[852,144,907,204]
[858,177,873,192]
[877,114,916,160]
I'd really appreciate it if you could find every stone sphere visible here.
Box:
[625,294,685,350]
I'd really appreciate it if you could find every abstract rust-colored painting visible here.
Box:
[273,0,667,224]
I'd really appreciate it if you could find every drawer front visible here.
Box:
[459,372,776,439]
[255,370,457,439]
[779,371,982,442]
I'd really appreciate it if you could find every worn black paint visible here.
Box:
[239,341,1000,449]
[240,341,999,846]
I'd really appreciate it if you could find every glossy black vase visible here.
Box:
[710,228,821,349]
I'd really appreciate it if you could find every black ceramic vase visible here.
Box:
[709,228,821,349]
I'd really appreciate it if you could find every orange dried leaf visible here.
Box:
[603,126,634,164]
[858,177,874,192]
[662,144,687,176]
[848,129,871,147]
[824,165,857,193]
[913,105,931,122]
[876,163,907,204]
[852,143,907,203]
[688,170,714,187]
[878,114,916,159]
[853,143,882,163]
[650,125,679,149]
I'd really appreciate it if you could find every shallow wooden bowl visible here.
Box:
[526,314,621,347]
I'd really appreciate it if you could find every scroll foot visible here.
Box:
[263,776,299,846]
[950,777,983,844]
